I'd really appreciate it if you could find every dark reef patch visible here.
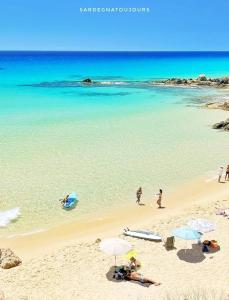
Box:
[20,81,83,88]
[68,74,83,79]
[20,75,229,90]
[78,92,130,97]
[20,80,163,89]
[68,75,126,80]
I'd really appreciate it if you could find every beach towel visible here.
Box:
[216,209,229,216]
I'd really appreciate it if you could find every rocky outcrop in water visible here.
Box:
[82,78,92,83]
[204,101,229,111]
[21,74,229,90]
[0,248,22,269]
[212,118,229,131]
[153,75,229,88]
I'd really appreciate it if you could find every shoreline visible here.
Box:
[1,174,228,259]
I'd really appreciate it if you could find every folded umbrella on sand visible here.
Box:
[100,238,132,266]
[187,219,215,233]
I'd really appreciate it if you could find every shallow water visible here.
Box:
[0,51,229,235]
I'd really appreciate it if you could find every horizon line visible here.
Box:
[0,50,229,53]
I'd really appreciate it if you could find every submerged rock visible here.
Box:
[153,75,229,88]
[205,101,229,111]
[0,248,22,269]
[224,118,229,125]
[175,79,183,84]
[212,121,225,129]
[223,123,229,131]
[212,118,229,131]
[198,74,207,81]
[82,78,92,83]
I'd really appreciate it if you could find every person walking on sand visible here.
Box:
[136,187,142,205]
[156,189,163,208]
[218,166,224,183]
[225,165,229,181]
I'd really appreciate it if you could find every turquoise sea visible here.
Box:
[0,51,229,235]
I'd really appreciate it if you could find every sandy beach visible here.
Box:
[1,176,229,300]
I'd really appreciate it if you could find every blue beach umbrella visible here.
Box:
[172,227,202,240]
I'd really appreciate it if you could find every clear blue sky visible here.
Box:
[0,0,228,51]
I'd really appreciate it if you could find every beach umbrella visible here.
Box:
[187,219,215,233]
[172,227,202,240]
[100,238,132,265]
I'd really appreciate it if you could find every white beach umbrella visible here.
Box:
[100,238,132,265]
[0,207,20,227]
[187,219,215,233]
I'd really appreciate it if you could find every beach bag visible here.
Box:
[210,240,219,249]
[114,267,127,280]
[202,244,209,252]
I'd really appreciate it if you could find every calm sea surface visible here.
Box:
[0,51,229,235]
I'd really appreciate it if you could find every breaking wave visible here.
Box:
[0,207,21,227]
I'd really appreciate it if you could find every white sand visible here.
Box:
[0,179,229,300]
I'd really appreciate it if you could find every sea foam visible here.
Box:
[0,207,21,227]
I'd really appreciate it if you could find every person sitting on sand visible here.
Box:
[60,194,69,206]
[202,240,211,252]
[156,189,163,208]
[218,167,223,183]
[136,187,142,205]
[129,257,141,271]
[225,164,229,181]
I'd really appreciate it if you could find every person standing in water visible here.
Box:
[225,165,229,181]
[218,167,223,183]
[136,187,142,205]
[156,189,163,208]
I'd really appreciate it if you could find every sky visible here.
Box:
[0,0,228,51]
